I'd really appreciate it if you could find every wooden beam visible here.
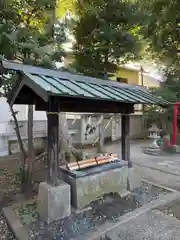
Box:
[35,99,47,110]
[12,85,44,105]
[47,97,59,186]
[8,73,24,106]
[14,98,35,105]
[121,114,132,168]
[35,97,134,114]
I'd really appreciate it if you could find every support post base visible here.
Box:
[37,181,71,224]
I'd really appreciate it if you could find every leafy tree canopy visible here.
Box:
[140,0,180,67]
[0,0,67,93]
[73,0,142,78]
[144,67,180,132]
[136,0,180,130]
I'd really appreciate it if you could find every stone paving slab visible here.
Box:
[106,210,180,240]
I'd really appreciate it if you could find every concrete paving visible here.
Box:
[106,209,180,240]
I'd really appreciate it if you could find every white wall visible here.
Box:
[0,97,21,122]
[112,114,145,141]
[33,107,47,121]
[0,97,47,122]
[0,97,47,156]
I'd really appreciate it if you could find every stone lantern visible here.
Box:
[148,124,162,148]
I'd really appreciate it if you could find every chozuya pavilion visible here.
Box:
[1,60,170,223]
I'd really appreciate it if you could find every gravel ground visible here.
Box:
[0,193,23,240]
[0,153,48,240]
[28,193,137,240]
[0,212,15,240]
[0,171,21,240]
[26,183,170,240]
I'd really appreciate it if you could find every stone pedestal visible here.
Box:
[37,181,71,224]
[60,162,128,209]
[128,167,141,190]
[173,145,180,153]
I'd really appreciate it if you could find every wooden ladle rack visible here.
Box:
[66,153,119,171]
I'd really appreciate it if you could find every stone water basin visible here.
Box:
[59,160,128,209]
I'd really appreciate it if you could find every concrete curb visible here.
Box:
[3,206,32,240]
[141,179,178,193]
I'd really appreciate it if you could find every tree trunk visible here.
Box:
[9,104,28,191]
[26,105,35,186]
[9,104,27,162]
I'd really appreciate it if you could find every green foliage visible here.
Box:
[144,68,180,131]
[140,0,180,66]
[137,0,180,130]
[0,0,67,94]
[73,0,142,77]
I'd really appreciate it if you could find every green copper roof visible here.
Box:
[2,60,170,107]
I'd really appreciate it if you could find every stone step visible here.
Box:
[143,148,168,156]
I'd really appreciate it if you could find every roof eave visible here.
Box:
[22,73,48,102]
[7,79,24,107]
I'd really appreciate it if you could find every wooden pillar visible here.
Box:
[47,97,59,186]
[98,115,104,153]
[121,114,132,168]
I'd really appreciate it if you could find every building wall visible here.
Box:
[143,77,158,88]
[112,114,145,140]
[115,67,139,85]
[111,69,159,113]
[0,97,47,122]
[0,97,26,122]
[113,68,141,112]
[9,137,46,155]
[113,67,160,88]
[143,75,159,88]
[0,120,48,156]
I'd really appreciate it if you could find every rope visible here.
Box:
[92,116,113,146]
